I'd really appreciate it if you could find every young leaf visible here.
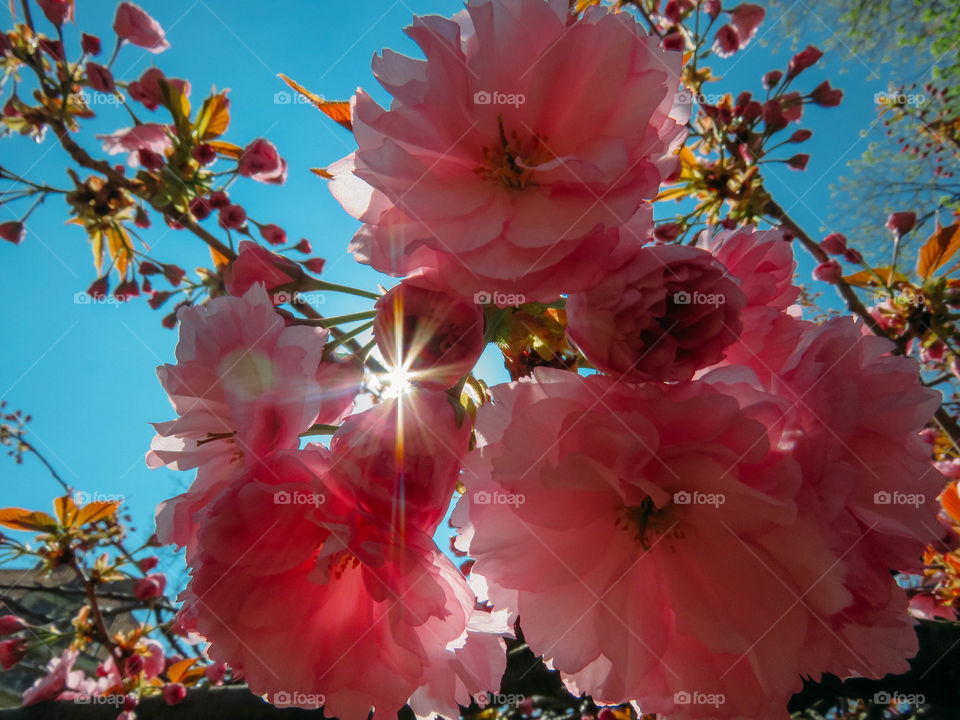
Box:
[74,501,120,528]
[277,73,352,131]
[0,507,58,532]
[918,222,960,278]
[194,91,231,140]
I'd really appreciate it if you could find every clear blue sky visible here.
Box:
[0,0,900,572]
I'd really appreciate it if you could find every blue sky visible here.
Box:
[0,0,906,571]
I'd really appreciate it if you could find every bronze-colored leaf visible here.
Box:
[0,507,58,532]
[278,73,352,131]
[917,222,960,279]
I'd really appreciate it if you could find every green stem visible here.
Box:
[301,278,381,301]
[323,320,374,356]
[298,310,377,328]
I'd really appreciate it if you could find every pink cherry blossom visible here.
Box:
[97,123,172,167]
[374,279,485,390]
[127,68,190,111]
[566,243,746,382]
[21,649,91,706]
[178,446,504,719]
[113,2,169,54]
[456,359,936,718]
[760,317,942,679]
[331,388,472,533]
[454,368,812,718]
[329,0,686,302]
[147,285,330,548]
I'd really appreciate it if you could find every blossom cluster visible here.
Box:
[137,1,944,720]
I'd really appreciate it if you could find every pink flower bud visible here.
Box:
[123,694,139,711]
[81,33,101,55]
[293,238,312,254]
[0,638,28,669]
[762,70,783,89]
[189,197,212,220]
[303,258,326,274]
[113,2,169,54]
[0,33,10,56]
[163,264,186,286]
[819,233,847,255]
[207,191,230,209]
[218,204,247,230]
[223,241,298,297]
[134,206,151,229]
[162,312,178,329]
[662,32,684,52]
[788,129,812,143]
[163,683,187,706]
[811,80,843,107]
[134,573,166,600]
[137,148,165,172]
[0,221,25,245]
[704,0,722,19]
[138,556,159,572]
[653,222,683,242]
[762,100,787,132]
[38,38,64,62]
[238,138,287,184]
[712,24,740,57]
[148,291,173,310]
[37,0,73,26]
[0,615,27,636]
[786,153,809,170]
[886,211,916,235]
[86,62,115,93]
[87,276,109,300]
[192,143,216,165]
[259,223,286,246]
[787,45,823,78]
[812,260,843,283]
[114,279,140,301]
[204,662,226,685]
